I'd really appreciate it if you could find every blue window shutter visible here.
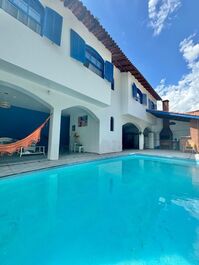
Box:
[70,29,86,63]
[29,0,44,24]
[132,83,137,98]
[148,99,151,109]
[140,92,143,104]
[142,94,147,105]
[43,7,63,46]
[111,79,115,90]
[104,61,114,83]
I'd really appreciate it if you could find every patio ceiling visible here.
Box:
[147,109,199,122]
[0,85,49,113]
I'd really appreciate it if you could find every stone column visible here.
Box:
[148,132,155,149]
[154,132,160,149]
[47,108,62,160]
[139,132,144,150]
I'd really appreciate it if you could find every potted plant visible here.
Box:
[73,132,80,143]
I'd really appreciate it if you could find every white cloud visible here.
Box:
[180,34,199,67]
[148,0,181,35]
[156,35,199,112]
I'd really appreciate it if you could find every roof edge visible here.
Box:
[147,109,199,121]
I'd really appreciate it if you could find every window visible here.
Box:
[136,88,143,104]
[132,83,147,105]
[142,94,147,105]
[132,84,143,103]
[148,99,157,110]
[110,117,114,131]
[1,0,44,35]
[70,30,114,83]
[84,45,104,78]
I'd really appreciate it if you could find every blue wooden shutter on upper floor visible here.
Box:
[142,94,147,105]
[70,29,86,64]
[104,61,114,83]
[148,99,151,109]
[137,88,143,104]
[29,0,44,24]
[132,83,137,98]
[43,7,63,46]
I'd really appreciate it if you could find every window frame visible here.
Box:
[1,0,44,35]
[136,88,143,104]
[148,99,157,110]
[84,45,104,78]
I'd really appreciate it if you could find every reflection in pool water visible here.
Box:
[0,155,199,265]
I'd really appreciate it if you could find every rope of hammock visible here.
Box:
[0,116,50,155]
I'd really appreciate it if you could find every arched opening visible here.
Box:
[61,106,100,154]
[0,84,51,161]
[144,127,151,149]
[84,45,104,78]
[122,123,140,150]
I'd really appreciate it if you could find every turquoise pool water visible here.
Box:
[0,155,199,265]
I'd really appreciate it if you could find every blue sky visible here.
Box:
[81,0,199,112]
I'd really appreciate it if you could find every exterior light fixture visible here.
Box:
[0,100,11,109]
[0,91,11,109]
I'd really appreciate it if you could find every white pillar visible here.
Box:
[154,132,160,149]
[48,108,62,160]
[139,132,144,150]
[148,132,155,149]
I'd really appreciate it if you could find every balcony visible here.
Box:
[121,73,157,124]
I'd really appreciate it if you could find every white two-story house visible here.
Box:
[0,0,162,160]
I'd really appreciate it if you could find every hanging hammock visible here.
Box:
[0,116,50,155]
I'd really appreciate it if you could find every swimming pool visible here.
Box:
[0,155,199,265]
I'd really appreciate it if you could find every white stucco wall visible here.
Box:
[0,0,111,106]
[121,72,158,125]
[69,108,100,153]
[0,0,162,159]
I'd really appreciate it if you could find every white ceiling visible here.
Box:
[0,85,49,113]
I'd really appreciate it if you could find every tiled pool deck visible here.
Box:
[0,150,199,178]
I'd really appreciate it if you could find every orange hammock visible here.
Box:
[0,116,50,155]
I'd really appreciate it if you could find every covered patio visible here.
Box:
[147,108,199,153]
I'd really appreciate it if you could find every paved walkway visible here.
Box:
[0,150,198,178]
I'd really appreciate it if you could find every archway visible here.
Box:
[122,123,140,150]
[61,106,100,154]
[0,83,51,159]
